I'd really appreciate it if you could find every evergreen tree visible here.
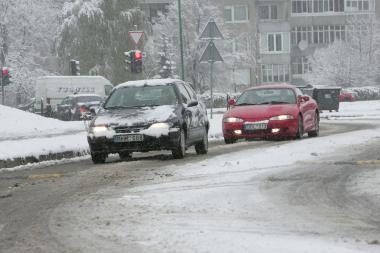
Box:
[56,0,144,84]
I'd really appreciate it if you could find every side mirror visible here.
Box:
[228,99,236,106]
[297,95,309,103]
[187,100,199,107]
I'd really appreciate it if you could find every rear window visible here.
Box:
[76,96,102,103]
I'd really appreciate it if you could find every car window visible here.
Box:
[177,83,191,104]
[104,85,178,109]
[184,83,197,101]
[76,96,102,103]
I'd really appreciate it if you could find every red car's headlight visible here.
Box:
[223,117,244,123]
[270,115,294,121]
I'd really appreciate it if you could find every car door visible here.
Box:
[296,88,314,131]
[183,83,206,141]
[176,82,197,143]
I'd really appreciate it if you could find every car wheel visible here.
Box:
[172,129,186,159]
[308,113,319,137]
[91,152,107,164]
[195,129,208,155]
[119,152,132,160]
[224,137,237,144]
[296,116,304,139]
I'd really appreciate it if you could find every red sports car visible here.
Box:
[223,84,319,143]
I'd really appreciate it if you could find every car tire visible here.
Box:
[308,113,319,137]
[224,137,237,144]
[91,152,107,164]
[195,129,208,155]
[296,116,304,139]
[172,129,186,159]
[119,152,132,160]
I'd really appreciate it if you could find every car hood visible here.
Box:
[93,105,177,127]
[224,104,299,120]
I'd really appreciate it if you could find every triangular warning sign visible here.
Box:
[129,31,144,45]
[200,41,223,63]
[200,18,224,40]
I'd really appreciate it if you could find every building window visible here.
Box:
[345,0,371,11]
[268,33,283,52]
[292,0,344,14]
[262,64,290,83]
[291,25,345,45]
[259,5,278,20]
[224,5,249,23]
[292,57,312,75]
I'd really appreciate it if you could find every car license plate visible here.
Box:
[245,122,268,130]
[114,135,144,143]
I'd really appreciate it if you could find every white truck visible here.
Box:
[34,76,113,113]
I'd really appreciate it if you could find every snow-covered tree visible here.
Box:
[305,14,380,87]
[0,0,63,105]
[145,0,228,92]
[55,0,144,84]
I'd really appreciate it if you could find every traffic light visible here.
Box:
[70,59,80,76]
[124,50,143,74]
[133,50,143,73]
[1,67,11,86]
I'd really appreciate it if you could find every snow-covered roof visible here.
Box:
[116,79,181,89]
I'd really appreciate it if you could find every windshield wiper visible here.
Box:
[259,101,289,105]
[235,102,259,106]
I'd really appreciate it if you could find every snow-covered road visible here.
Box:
[43,120,380,253]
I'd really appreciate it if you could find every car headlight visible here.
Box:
[223,117,244,123]
[270,115,294,121]
[90,125,108,134]
[149,123,170,129]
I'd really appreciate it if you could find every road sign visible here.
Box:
[200,18,224,40]
[129,31,144,46]
[200,41,223,63]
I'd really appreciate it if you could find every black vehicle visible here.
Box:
[297,86,341,112]
[87,79,209,164]
[57,94,102,121]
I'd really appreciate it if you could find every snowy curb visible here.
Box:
[0,150,89,169]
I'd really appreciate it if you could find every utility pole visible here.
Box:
[178,0,185,81]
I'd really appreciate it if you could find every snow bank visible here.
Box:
[0,105,85,140]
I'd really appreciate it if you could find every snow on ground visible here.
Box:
[0,104,84,140]
[50,115,380,253]
[321,100,380,120]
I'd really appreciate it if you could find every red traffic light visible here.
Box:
[134,51,142,60]
[1,67,9,76]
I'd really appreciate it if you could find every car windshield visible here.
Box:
[104,84,178,109]
[236,88,296,105]
[76,96,102,103]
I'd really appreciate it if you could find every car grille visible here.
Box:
[114,125,148,134]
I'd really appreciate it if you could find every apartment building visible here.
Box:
[140,0,173,21]
[219,0,376,88]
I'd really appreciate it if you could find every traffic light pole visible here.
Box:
[178,0,185,81]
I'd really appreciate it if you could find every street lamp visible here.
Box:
[178,0,185,81]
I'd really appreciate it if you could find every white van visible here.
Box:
[34,76,113,112]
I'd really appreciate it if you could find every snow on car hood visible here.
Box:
[94,105,176,126]
[90,105,177,138]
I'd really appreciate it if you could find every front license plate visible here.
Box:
[245,122,268,130]
[114,135,144,143]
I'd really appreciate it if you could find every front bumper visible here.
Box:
[88,131,181,154]
[223,119,298,139]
